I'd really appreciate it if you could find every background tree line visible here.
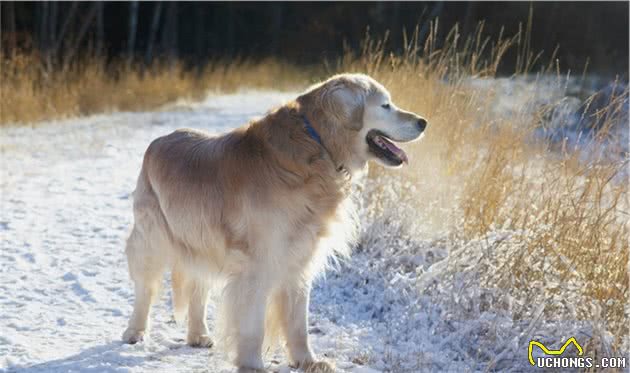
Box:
[1,1,628,76]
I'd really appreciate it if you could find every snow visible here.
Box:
[463,75,629,163]
[1,89,626,373]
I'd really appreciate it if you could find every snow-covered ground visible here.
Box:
[1,89,626,373]
[464,75,629,163]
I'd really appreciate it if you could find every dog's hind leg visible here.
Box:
[171,263,213,347]
[122,226,166,344]
[171,265,213,347]
[171,265,190,324]
[186,276,213,347]
[220,271,271,370]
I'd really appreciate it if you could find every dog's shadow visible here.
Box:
[9,341,206,373]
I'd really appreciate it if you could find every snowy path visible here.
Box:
[0,92,409,373]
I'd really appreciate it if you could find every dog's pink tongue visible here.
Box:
[382,138,408,164]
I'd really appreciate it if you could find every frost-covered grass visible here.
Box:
[347,25,629,371]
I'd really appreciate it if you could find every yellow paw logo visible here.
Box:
[528,337,583,366]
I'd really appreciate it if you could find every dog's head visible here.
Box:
[298,73,427,172]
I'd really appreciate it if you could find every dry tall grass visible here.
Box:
[0,53,309,125]
[350,23,628,364]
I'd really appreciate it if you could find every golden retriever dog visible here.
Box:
[122,73,427,372]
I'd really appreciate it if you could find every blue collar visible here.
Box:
[300,115,323,145]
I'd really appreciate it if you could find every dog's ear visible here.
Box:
[319,81,364,130]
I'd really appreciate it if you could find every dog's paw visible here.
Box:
[187,333,213,348]
[301,361,335,373]
[122,328,145,344]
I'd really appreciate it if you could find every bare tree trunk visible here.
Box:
[171,3,178,67]
[49,2,57,46]
[63,3,98,68]
[269,3,283,55]
[96,2,104,56]
[37,2,49,54]
[373,2,385,27]
[162,2,178,68]
[226,2,235,57]
[418,2,444,47]
[54,1,79,61]
[45,2,58,69]
[127,1,139,64]
[209,4,220,53]
[390,2,400,42]
[145,2,162,66]
[5,2,17,55]
[462,2,477,39]
[194,5,205,64]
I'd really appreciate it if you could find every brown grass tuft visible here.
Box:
[0,53,309,125]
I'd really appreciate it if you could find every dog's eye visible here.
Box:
[381,104,391,110]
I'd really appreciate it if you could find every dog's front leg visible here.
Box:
[280,284,334,372]
[279,284,314,365]
[224,272,269,372]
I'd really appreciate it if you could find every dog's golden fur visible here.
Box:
[122,73,426,372]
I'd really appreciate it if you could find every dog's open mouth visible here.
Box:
[366,130,409,166]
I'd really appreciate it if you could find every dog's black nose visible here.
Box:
[417,118,427,132]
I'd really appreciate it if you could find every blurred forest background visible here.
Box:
[1,1,628,76]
